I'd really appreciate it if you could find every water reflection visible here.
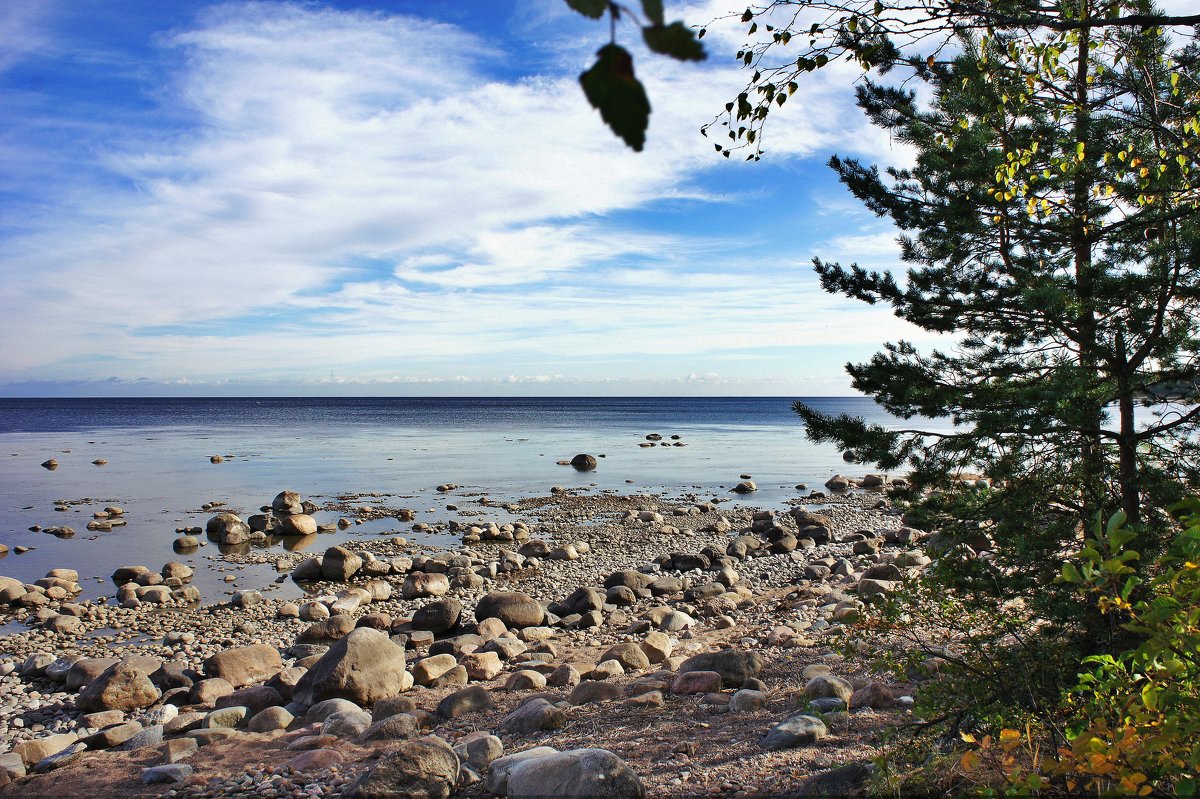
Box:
[276,533,317,552]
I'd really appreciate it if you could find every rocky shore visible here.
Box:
[0,473,933,798]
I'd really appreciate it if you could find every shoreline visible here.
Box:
[0,477,922,797]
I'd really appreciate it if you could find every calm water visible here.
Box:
[0,397,928,604]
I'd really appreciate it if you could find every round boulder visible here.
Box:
[281,514,318,536]
[411,599,462,635]
[475,591,544,629]
[77,661,160,712]
[347,735,459,799]
[272,491,304,515]
[570,454,597,472]
[292,628,411,707]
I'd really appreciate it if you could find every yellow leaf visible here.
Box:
[960,731,977,744]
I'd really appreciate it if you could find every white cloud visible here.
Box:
[0,1,928,390]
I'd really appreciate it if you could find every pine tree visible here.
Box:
[793,15,1200,639]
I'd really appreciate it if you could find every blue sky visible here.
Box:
[0,0,929,397]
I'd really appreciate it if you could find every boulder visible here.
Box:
[677,649,763,688]
[804,675,853,705]
[412,654,459,687]
[475,591,544,629]
[321,546,363,581]
[568,681,622,705]
[850,681,896,708]
[215,685,283,715]
[570,454,597,471]
[639,632,673,664]
[359,713,420,742]
[248,706,294,733]
[762,714,828,750]
[190,678,235,706]
[77,662,160,712]
[142,764,193,784]
[558,587,605,615]
[402,572,451,599]
[272,491,304,515]
[323,709,372,738]
[603,570,654,592]
[436,685,495,719]
[14,734,78,767]
[671,671,721,695]
[485,747,558,795]
[598,643,650,673]
[411,599,462,634]
[453,732,502,772]
[460,651,504,681]
[505,748,645,799]
[730,689,766,713]
[346,735,459,799]
[281,514,318,536]
[289,749,343,772]
[205,513,248,537]
[204,644,282,688]
[307,698,364,724]
[501,698,565,734]
[298,614,357,644]
[293,628,411,706]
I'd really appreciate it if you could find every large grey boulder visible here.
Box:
[505,748,645,799]
[346,735,459,799]
[293,628,411,706]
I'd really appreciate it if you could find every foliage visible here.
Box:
[869,505,1200,796]
[1047,501,1200,796]
[707,0,1200,161]
[565,1,706,150]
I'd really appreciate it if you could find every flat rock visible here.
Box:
[142,764,193,784]
[204,644,282,688]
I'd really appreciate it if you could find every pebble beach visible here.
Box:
[0,459,933,798]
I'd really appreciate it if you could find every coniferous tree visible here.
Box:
[792,13,1200,646]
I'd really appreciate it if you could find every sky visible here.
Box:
[0,0,930,397]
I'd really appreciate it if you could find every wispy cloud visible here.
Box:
[0,1,928,393]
